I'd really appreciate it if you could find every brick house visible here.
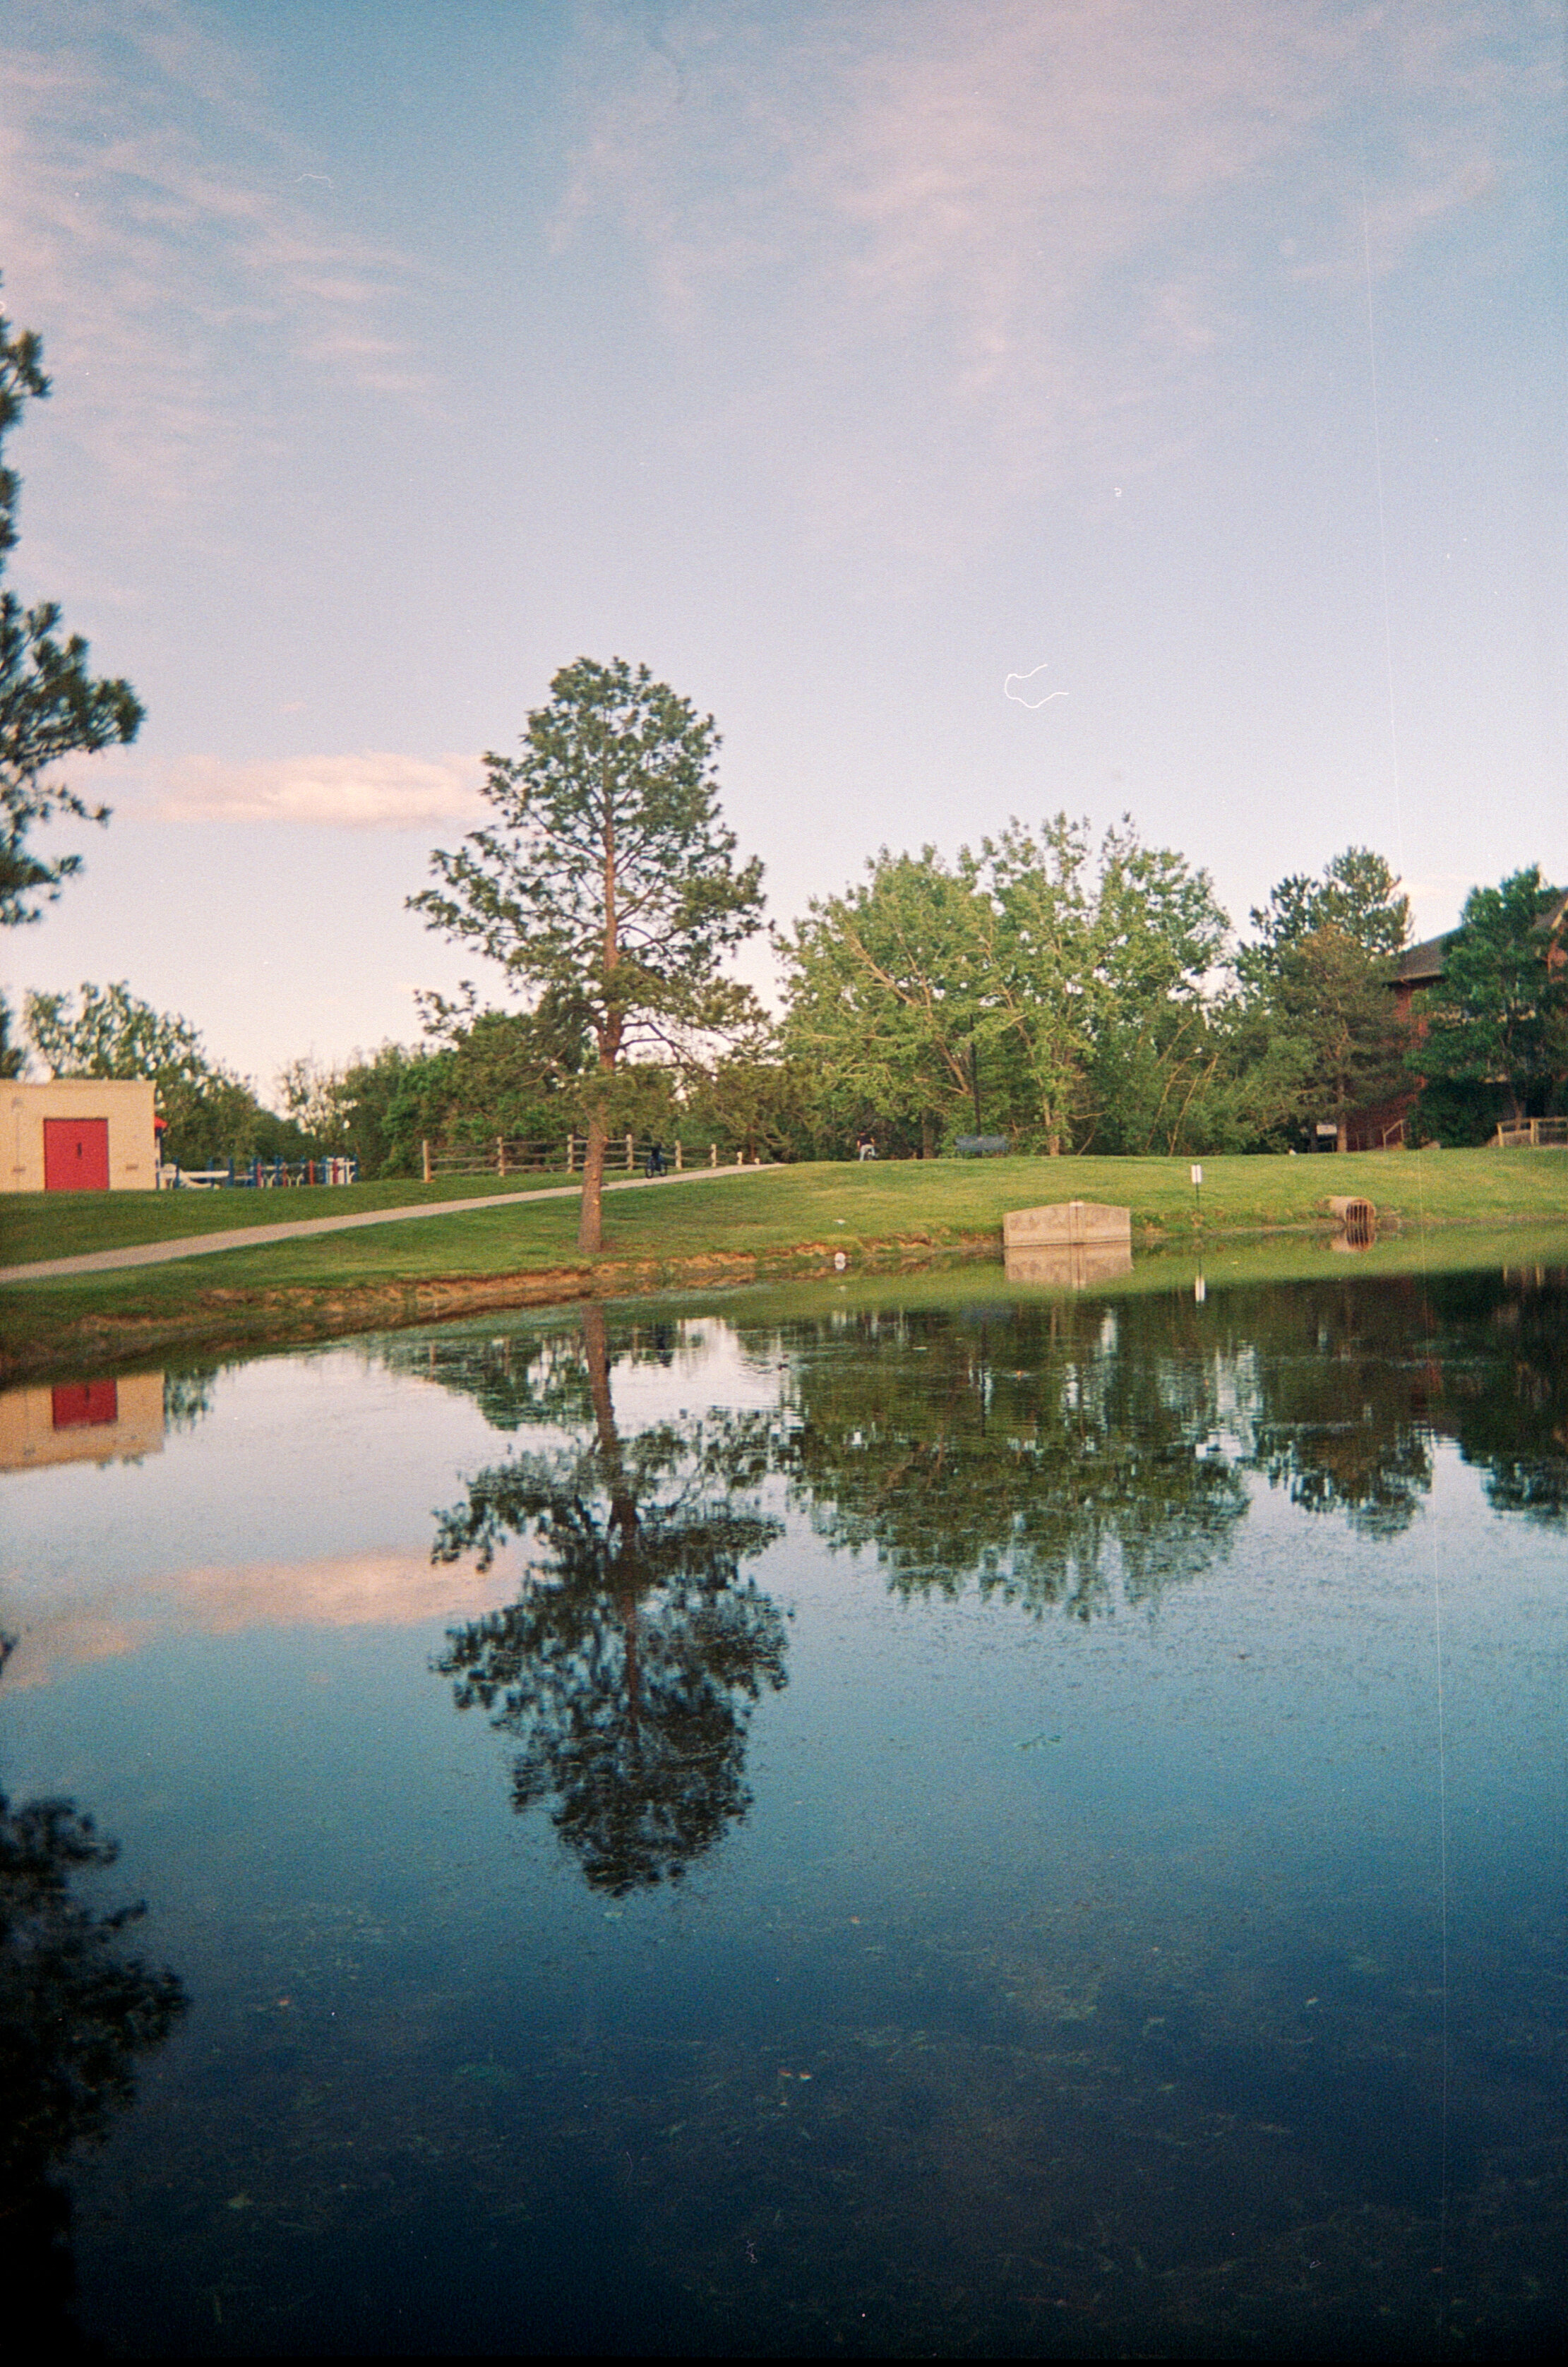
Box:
[1333,889,1567,1150]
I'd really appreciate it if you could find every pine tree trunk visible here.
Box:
[578,1109,608,1251]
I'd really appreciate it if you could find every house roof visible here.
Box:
[1396,933,1449,983]
[1394,889,1564,986]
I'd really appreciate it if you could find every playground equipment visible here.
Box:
[162,1156,360,1190]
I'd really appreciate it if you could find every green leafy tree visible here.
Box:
[1414,867,1568,1125]
[1,290,142,926]
[24,980,261,1168]
[780,817,1228,1156]
[777,848,989,1155]
[332,1043,422,1174]
[0,991,25,1078]
[954,816,1098,1154]
[1078,827,1231,1153]
[682,1026,818,1162]
[410,657,764,1247]
[975,817,1228,1154]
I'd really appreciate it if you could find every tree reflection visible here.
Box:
[1216,1268,1568,1536]
[422,1268,1564,1805]
[433,1309,787,1895]
[387,1324,598,1435]
[0,1641,188,2342]
[1218,1278,1438,1538]
[772,1300,1250,1617]
[1435,1267,1568,1526]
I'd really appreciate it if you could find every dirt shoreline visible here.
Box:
[0,1231,1004,1379]
[9,1210,1558,1382]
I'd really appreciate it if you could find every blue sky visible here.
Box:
[1,0,1562,1092]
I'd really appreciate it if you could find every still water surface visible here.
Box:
[2,1261,1564,2356]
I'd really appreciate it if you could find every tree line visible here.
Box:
[2,289,1563,1198]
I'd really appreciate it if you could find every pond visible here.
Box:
[2,1255,1565,2357]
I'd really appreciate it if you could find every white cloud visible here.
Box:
[561,0,1560,553]
[149,751,486,828]
[0,1,426,513]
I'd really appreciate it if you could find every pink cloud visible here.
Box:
[145,750,487,828]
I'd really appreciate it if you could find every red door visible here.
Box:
[43,1117,111,1190]
[52,1380,119,1429]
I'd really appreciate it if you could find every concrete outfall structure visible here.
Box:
[1003,1200,1133,1287]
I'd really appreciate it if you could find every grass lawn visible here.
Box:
[0,1167,574,1266]
[3,1148,1565,1377]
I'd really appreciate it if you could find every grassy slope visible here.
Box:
[3,1149,1565,1377]
[0,1168,573,1264]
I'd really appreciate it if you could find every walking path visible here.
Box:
[0,1163,774,1284]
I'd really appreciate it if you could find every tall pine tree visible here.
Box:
[411,658,763,1248]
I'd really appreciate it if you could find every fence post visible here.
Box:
[421,1139,432,1183]
[626,1132,635,1172]
[674,1139,683,1171]
[496,1136,506,1177]
[565,1134,575,1173]
[709,1142,717,1168]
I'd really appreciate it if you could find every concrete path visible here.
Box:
[0,1163,774,1284]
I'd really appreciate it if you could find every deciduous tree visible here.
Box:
[24,980,259,1168]
[779,817,1228,1155]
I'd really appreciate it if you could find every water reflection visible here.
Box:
[0,1643,187,2344]
[1219,1269,1568,1535]
[433,1307,788,1894]
[776,1298,1248,1614]
[4,1257,1565,2356]
[419,1268,1567,1892]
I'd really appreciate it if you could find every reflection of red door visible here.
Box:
[43,1117,110,1190]
[52,1380,119,1430]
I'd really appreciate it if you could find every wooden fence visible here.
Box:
[1491,1117,1568,1148]
[420,1134,753,1181]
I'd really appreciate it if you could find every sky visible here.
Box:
[1,0,1562,1096]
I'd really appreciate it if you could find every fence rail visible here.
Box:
[1491,1117,1568,1148]
[420,1134,755,1181]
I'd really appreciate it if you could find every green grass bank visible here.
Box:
[3,1147,1564,1379]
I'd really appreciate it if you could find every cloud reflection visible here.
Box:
[0,1548,520,1691]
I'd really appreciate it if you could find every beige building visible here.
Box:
[2,1078,159,1192]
